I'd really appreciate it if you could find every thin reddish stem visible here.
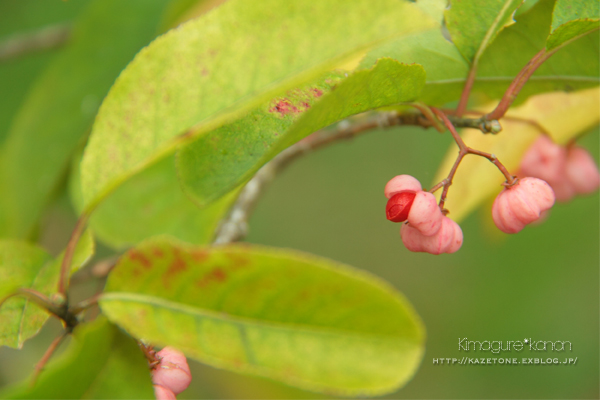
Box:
[486,49,552,120]
[429,107,516,209]
[431,107,467,151]
[467,147,516,184]
[456,64,478,117]
[57,213,89,298]
[408,103,445,132]
[31,332,68,387]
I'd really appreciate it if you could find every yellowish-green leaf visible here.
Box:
[0,231,94,348]
[80,0,435,211]
[70,151,237,249]
[99,237,425,396]
[432,87,600,222]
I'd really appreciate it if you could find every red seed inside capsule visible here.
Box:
[386,191,417,222]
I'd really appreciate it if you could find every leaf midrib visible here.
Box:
[473,0,520,63]
[100,291,420,343]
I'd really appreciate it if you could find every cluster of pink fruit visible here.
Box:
[386,135,599,254]
[151,347,192,400]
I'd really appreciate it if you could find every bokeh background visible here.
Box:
[0,1,598,399]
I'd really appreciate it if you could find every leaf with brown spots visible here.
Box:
[177,59,426,206]
[79,0,435,211]
[99,237,425,396]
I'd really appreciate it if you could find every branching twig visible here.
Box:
[213,110,498,244]
[430,107,516,210]
[0,24,71,62]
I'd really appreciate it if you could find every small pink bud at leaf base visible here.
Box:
[407,191,443,236]
[492,177,555,234]
[400,216,463,254]
[152,347,192,395]
[386,191,416,222]
[385,175,422,199]
[154,384,176,400]
[565,146,600,195]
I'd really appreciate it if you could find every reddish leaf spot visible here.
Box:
[311,88,323,97]
[269,99,299,116]
[152,247,164,258]
[225,253,250,270]
[191,250,209,263]
[211,267,227,282]
[195,267,228,288]
[162,250,189,289]
[129,250,151,269]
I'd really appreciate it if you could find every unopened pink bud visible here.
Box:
[400,216,463,254]
[152,347,192,395]
[565,146,600,195]
[384,175,422,199]
[154,384,176,400]
[407,191,444,236]
[492,177,555,234]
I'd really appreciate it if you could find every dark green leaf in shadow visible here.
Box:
[0,0,171,239]
[0,317,154,399]
[99,237,425,396]
[0,0,91,145]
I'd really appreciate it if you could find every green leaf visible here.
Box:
[0,317,154,399]
[444,0,523,63]
[178,59,425,205]
[0,232,94,348]
[0,241,51,300]
[361,0,599,106]
[546,0,600,50]
[79,0,435,211]
[70,152,237,249]
[0,0,171,239]
[414,0,447,23]
[99,238,425,396]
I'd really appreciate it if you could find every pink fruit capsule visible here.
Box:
[400,216,463,255]
[407,191,444,236]
[565,146,600,195]
[384,175,422,198]
[154,384,176,400]
[519,135,567,185]
[492,177,555,234]
[152,347,192,395]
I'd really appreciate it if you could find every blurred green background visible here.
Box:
[0,0,598,398]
